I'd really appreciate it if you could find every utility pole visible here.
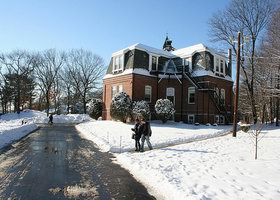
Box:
[233,32,241,137]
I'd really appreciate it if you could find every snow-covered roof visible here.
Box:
[112,43,174,57]
[192,67,233,82]
[112,43,226,60]
[173,44,208,57]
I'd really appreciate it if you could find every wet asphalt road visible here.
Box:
[0,124,155,200]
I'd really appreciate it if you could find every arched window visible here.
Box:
[144,85,152,102]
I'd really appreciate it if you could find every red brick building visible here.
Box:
[103,37,233,124]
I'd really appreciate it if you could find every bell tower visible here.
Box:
[163,35,175,51]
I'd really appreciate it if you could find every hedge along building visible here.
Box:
[102,37,233,124]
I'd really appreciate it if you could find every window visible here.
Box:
[215,115,220,124]
[113,55,124,72]
[118,85,123,93]
[220,116,225,124]
[152,56,157,71]
[220,60,224,74]
[149,55,158,71]
[188,87,195,104]
[111,85,117,98]
[188,115,195,124]
[215,87,220,99]
[144,85,152,102]
[111,85,123,98]
[183,58,190,73]
[166,87,175,105]
[215,58,219,72]
[220,89,225,105]
[193,53,204,68]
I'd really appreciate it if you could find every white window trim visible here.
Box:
[166,87,175,106]
[149,54,158,71]
[215,56,226,76]
[112,54,124,73]
[188,87,195,104]
[188,114,195,124]
[144,85,152,102]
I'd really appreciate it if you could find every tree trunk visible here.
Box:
[67,88,70,114]
[276,98,279,126]
[276,66,280,126]
[17,77,20,114]
[251,39,257,124]
[255,134,258,160]
[262,104,265,123]
[270,97,274,124]
[83,92,87,114]
[249,87,258,124]
[46,89,50,116]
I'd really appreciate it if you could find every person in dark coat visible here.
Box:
[139,118,153,152]
[132,118,141,151]
[48,114,53,124]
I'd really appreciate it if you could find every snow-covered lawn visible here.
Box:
[76,120,232,153]
[0,110,92,149]
[77,120,280,200]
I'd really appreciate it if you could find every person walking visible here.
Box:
[48,114,53,124]
[132,118,141,151]
[139,118,153,152]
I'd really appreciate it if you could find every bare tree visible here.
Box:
[35,49,65,116]
[0,50,35,114]
[67,49,105,114]
[261,8,280,126]
[60,67,74,114]
[209,0,276,124]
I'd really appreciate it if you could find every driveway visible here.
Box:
[0,124,155,200]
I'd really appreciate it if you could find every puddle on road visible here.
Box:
[49,184,99,199]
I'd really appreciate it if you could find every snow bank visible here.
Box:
[0,123,38,149]
[76,120,231,153]
[0,110,92,124]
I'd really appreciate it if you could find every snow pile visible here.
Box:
[0,109,47,123]
[0,121,37,149]
[115,125,280,200]
[76,120,231,153]
[0,110,92,124]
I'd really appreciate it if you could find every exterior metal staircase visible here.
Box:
[183,71,231,124]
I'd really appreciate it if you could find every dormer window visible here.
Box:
[113,54,124,73]
[183,58,191,73]
[215,58,219,72]
[215,56,226,77]
[149,55,158,71]
[220,60,224,74]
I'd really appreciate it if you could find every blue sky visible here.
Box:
[0,0,231,65]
